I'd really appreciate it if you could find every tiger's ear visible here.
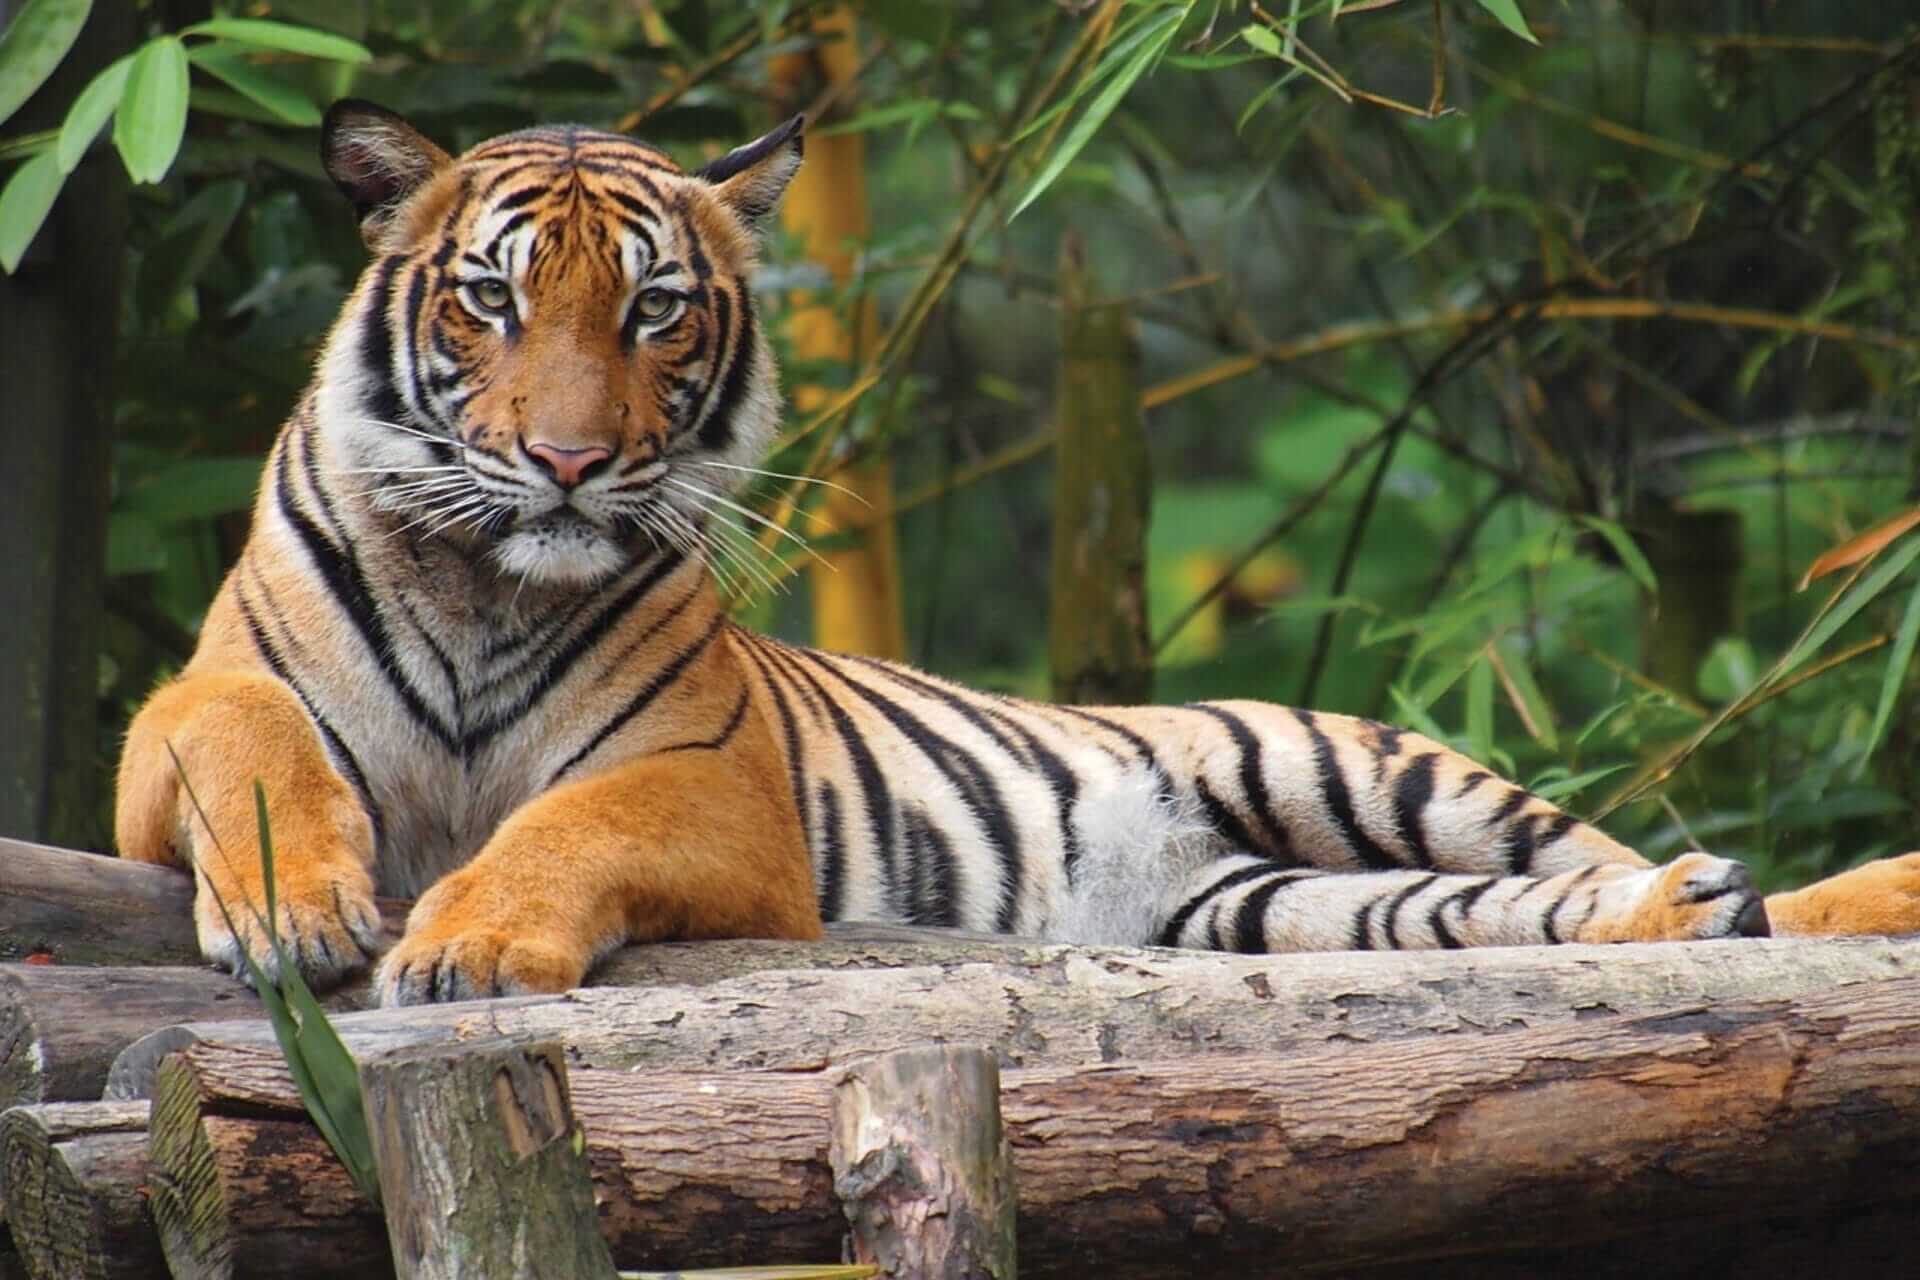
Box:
[321,100,452,248]
[694,114,805,228]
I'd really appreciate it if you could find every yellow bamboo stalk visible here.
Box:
[770,6,906,660]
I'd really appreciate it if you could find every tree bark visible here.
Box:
[360,1040,617,1280]
[1051,232,1152,705]
[0,3,133,853]
[0,1101,159,1280]
[137,975,1920,1277]
[0,838,205,967]
[831,1046,1017,1279]
[107,932,1920,1099]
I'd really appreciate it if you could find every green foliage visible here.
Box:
[0,0,92,126]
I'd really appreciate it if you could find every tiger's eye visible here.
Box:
[634,287,678,322]
[469,278,513,313]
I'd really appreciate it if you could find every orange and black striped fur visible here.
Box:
[116,103,1920,1005]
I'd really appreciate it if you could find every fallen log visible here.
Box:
[0,1101,159,1280]
[108,933,1920,1099]
[0,838,204,968]
[143,975,1920,1277]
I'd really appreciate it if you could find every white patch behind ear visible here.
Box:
[322,99,452,245]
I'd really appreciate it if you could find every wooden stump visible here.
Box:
[359,1039,617,1280]
[832,1047,1017,1279]
[0,1102,159,1280]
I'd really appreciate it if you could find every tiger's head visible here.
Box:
[312,101,804,586]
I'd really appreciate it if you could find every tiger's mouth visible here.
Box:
[491,505,635,586]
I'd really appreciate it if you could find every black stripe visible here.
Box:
[357,255,408,427]
[901,807,959,927]
[1381,873,1440,949]
[274,445,458,751]
[1456,770,1493,798]
[1291,708,1397,870]
[1196,776,1264,857]
[1536,812,1580,858]
[736,640,831,918]
[465,547,687,749]
[1503,812,1545,875]
[549,609,725,782]
[1231,871,1312,954]
[1352,894,1377,950]
[1156,861,1275,947]
[842,656,1085,880]
[1190,704,1291,857]
[492,185,547,211]
[690,285,735,448]
[1391,753,1439,869]
[655,687,749,755]
[814,781,846,922]
[1428,892,1463,949]
[698,287,755,454]
[761,644,902,911]
[234,574,386,850]
[1438,876,1501,935]
[1542,866,1600,943]
[809,658,1026,932]
[1485,787,1531,828]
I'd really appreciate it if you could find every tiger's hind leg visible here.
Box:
[1153,851,1770,953]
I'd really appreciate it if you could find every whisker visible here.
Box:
[665,477,824,565]
[687,458,868,505]
[353,417,469,450]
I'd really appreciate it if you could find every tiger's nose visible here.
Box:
[524,441,614,489]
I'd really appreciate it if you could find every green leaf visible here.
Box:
[0,0,92,128]
[0,146,63,272]
[1240,24,1281,57]
[1696,636,1759,704]
[180,18,372,64]
[1465,649,1494,764]
[1782,533,1920,678]
[188,46,321,126]
[120,455,263,522]
[1009,7,1184,219]
[114,37,191,184]
[1531,763,1632,803]
[54,53,128,172]
[1856,578,1920,777]
[1473,0,1538,45]
[1577,516,1658,595]
[1493,636,1557,750]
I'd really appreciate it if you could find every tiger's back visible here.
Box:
[114,101,1920,1006]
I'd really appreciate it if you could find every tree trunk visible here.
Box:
[137,975,1920,1277]
[831,1046,1017,1279]
[360,1040,617,1280]
[0,4,134,852]
[770,5,907,659]
[106,932,1920,1100]
[1050,232,1152,704]
[0,1101,158,1280]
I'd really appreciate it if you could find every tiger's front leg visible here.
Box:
[116,670,382,988]
[376,737,821,1005]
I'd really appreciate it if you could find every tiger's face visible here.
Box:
[313,103,803,586]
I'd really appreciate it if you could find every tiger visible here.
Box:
[115,100,1920,1007]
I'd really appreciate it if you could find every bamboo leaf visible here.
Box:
[0,0,92,128]
[113,37,190,184]
[1856,578,1920,778]
[1798,505,1920,590]
[1010,7,1184,220]
[1473,0,1538,45]
[54,53,128,172]
[0,147,63,272]
[1466,647,1495,763]
[1577,515,1658,595]
[1782,534,1920,678]
[187,46,321,126]
[1531,763,1631,803]
[179,18,373,64]
[1490,636,1557,750]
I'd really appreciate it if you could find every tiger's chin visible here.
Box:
[491,515,629,587]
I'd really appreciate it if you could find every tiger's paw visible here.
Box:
[1578,852,1770,943]
[1766,852,1920,937]
[376,871,591,1005]
[195,861,382,992]
[376,930,587,1005]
